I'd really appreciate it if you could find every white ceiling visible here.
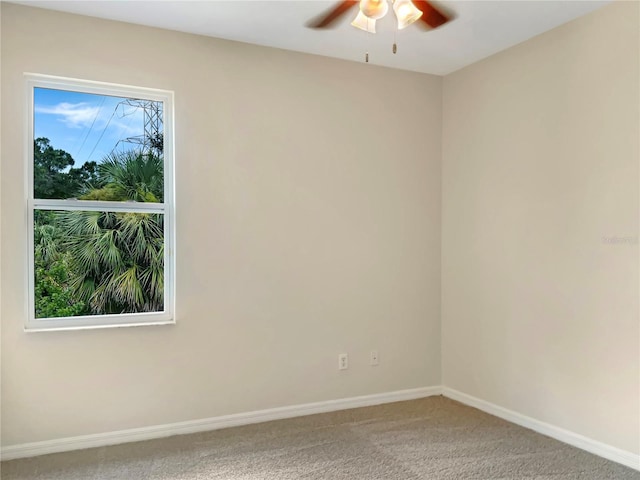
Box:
[15,0,610,75]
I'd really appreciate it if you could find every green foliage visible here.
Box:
[59,210,164,314]
[150,132,164,155]
[34,218,88,318]
[33,141,165,319]
[79,184,125,202]
[65,150,165,314]
[35,257,87,318]
[34,215,60,264]
[33,137,100,199]
[88,151,163,202]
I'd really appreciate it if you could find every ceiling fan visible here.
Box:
[307,0,453,33]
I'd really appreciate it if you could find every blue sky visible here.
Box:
[34,88,150,168]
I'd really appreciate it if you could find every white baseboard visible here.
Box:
[442,387,640,472]
[0,386,442,461]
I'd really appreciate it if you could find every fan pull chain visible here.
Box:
[393,25,397,54]
[365,16,370,63]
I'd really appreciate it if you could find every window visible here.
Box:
[26,74,174,331]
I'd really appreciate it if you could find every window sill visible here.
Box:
[24,318,175,333]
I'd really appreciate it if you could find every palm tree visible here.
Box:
[60,150,165,315]
[81,150,163,202]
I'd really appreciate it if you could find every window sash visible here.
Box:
[32,199,166,214]
[25,74,175,332]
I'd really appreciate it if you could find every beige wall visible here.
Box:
[2,0,638,458]
[0,4,442,445]
[442,1,639,455]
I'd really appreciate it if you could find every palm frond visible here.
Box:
[98,151,163,202]
[47,149,165,316]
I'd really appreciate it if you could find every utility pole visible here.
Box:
[118,99,163,154]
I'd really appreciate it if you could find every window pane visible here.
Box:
[33,88,164,202]
[34,209,164,319]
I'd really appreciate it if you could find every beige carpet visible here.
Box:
[2,396,638,479]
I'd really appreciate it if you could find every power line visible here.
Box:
[75,96,106,158]
[86,106,117,162]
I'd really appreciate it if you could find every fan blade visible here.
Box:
[307,1,359,29]
[413,0,452,29]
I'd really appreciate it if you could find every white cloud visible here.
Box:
[35,102,100,128]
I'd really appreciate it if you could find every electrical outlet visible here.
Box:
[370,350,379,366]
[338,353,348,370]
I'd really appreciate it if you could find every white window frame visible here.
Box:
[25,74,175,332]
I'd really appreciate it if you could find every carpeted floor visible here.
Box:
[2,396,638,479]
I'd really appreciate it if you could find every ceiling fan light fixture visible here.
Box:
[359,0,389,20]
[393,0,423,29]
[351,10,377,32]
